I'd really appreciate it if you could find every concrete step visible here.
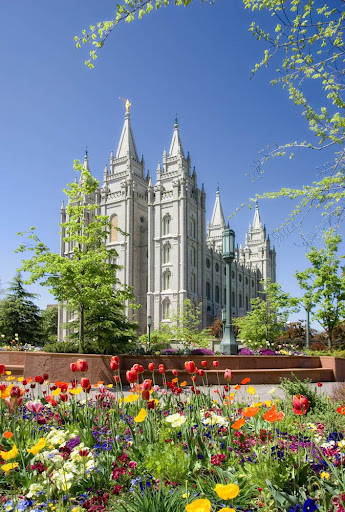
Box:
[139,367,335,385]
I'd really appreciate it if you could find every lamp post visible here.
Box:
[147,315,152,351]
[220,226,238,355]
[304,294,312,350]
[221,308,226,338]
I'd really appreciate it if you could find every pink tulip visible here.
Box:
[26,401,44,414]
[224,369,232,381]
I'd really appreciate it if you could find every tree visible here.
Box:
[0,273,42,344]
[41,305,58,343]
[75,1,345,228]
[168,298,210,350]
[210,317,223,340]
[234,280,298,349]
[17,160,136,352]
[296,229,345,346]
[69,296,137,354]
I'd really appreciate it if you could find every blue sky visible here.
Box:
[0,0,338,325]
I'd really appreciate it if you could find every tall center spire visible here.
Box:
[116,99,139,160]
[210,188,226,227]
[169,117,184,157]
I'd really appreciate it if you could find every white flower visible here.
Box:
[165,413,186,428]
[203,412,228,426]
[26,483,43,497]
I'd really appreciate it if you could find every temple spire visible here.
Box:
[169,117,184,157]
[252,200,263,230]
[210,188,226,227]
[116,101,139,160]
[83,147,90,170]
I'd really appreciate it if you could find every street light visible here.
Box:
[220,226,238,355]
[147,315,152,350]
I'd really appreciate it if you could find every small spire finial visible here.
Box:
[217,182,220,193]
[174,115,178,127]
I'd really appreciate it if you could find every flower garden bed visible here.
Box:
[0,356,345,511]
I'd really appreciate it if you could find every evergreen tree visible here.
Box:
[0,273,42,344]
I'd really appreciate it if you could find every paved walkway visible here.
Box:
[117,382,340,402]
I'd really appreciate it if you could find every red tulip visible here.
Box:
[43,373,49,381]
[113,375,121,384]
[126,370,138,383]
[148,363,155,372]
[111,355,120,364]
[172,369,179,377]
[132,364,144,374]
[70,362,78,372]
[201,360,208,368]
[316,382,323,387]
[34,376,44,384]
[76,359,88,372]
[142,379,152,391]
[110,360,119,371]
[147,400,156,410]
[184,361,196,373]
[158,364,166,374]
[292,394,310,415]
[212,361,220,368]
[0,364,6,375]
[197,369,205,377]
[224,369,232,381]
[80,377,91,390]
[45,396,58,407]
[141,390,150,401]
[60,394,68,402]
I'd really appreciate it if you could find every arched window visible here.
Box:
[110,214,118,243]
[190,217,196,238]
[191,273,196,292]
[162,299,170,320]
[163,243,171,264]
[245,295,249,310]
[206,282,211,300]
[215,285,220,303]
[239,293,242,308]
[191,246,196,266]
[162,270,171,290]
[162,214,171,235]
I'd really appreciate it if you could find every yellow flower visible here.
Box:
[218,508,236,512]
[69,387,82,395]
[27,438,46,455]
[119,394,139,403]
[182,493,190,499]
[106,384,113,388]
[5,371,11,376]
[214,483,240,500]
[71,508,83,512]
[0,385,12,399]
[253,402,263,407]
[1,462,19,472]
[264,400,273,407]
[17,377,24,382]
[185,498,212,512]
[0,444,19,461]
[247,386,257,395]
[52,388,61,396]
[5,376,16,381]
[320,471,330,480]
[134,408,148,423]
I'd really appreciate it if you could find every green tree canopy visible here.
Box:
[17,160,136,352]
[296,229,345,345]
[234,280,298,349]
[0,273,42,345]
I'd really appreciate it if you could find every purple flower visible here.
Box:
[239,348,254,355]
[259,348,277,355]
[65,436,81,450]
[303,499,318,512]
[190,348,214,355]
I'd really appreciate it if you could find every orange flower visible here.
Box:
[337,405,345,415]
[263,405,285,422]
[241,406,259,418]
[231,417,246,430]
[3,432,13,439]
[234,384,241,390]
[241,377,251,385]
[180,381,187,387]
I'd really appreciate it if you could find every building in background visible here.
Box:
[58,108,276,339]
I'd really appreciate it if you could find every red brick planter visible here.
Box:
[0,351,343,385]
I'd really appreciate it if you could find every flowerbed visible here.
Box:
[0,358,344,512]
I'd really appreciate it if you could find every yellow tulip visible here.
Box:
[119,394,139,403]
[52,388,61,396]
[134,408,147,423]
[247,386,257,395]
[0,444,19,461]
[69,387,82,395]
[185,498,212,512]
[218,509,236,512]
[1,462,19,472]
[27,438,46,455]
[214,483,240,500]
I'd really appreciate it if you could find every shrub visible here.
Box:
[190,348,214,355]
[44,341,80,353]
